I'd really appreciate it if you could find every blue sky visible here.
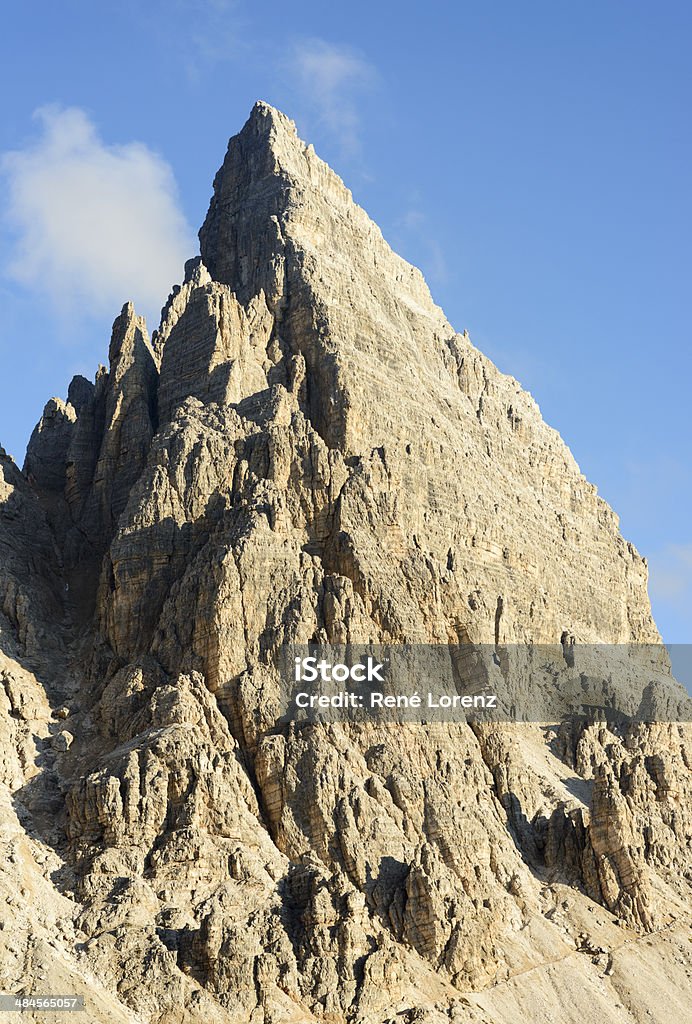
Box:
[0,1,690,642]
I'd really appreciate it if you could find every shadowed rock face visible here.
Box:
[0,102,690,1024]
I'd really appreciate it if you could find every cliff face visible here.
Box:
[0,103,690,1024]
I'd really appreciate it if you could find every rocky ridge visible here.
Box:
[0,102,690,1023]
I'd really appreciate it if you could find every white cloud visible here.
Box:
[290,39,375,157]
[1,106,195,328]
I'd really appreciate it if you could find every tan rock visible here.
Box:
[0,102,689,1024]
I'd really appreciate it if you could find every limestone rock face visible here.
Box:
[198,102,657,646]
[156,257,272,424]
[0,449,64,659]
[22,302,160,617]
[24,398,77,496]
[0,103,690,1024]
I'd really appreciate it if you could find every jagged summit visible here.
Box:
[199,99,386,301]
[246,98,299,136]
[23,101,659,645]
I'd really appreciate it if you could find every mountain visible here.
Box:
[0,102,690,1024]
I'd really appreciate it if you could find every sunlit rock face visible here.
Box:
[0,103,689,1024]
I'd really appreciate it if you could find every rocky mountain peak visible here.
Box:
[108,300,152,366]
[67,374,94,415]
[199,99,355,299]
[0,103,688,1024]
[247,97,299,140]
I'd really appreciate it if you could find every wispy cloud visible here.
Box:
[289,39,376,157]
[123,0,243,81]
[1,106,195,329]
[171,0,243,81]
[392,200,450,287]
